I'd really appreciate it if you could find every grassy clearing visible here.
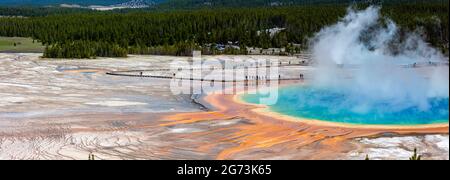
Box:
[0,37,45,53]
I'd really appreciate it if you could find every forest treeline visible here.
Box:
[0,6,94,17]
[0,3,448,58]
[158,0,449,9]
[1,0,447,17]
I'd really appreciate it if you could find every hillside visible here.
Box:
[0,0,164,6]
[1,3,447,58]
[157,0,448,9]
[1,0,447,8]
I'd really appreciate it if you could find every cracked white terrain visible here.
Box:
[348,135,449,160]
[0,53,448,160]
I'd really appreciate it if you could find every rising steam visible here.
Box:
[310,6,449,114]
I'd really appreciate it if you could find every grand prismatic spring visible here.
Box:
[0,4,448,161]
[241,7,449,126]
[242,85,449,125]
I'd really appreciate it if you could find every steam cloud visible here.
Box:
[310,6,449,113]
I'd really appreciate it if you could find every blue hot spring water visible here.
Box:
[241,85,449,125]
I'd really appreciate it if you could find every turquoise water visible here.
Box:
[241,85,449,125]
